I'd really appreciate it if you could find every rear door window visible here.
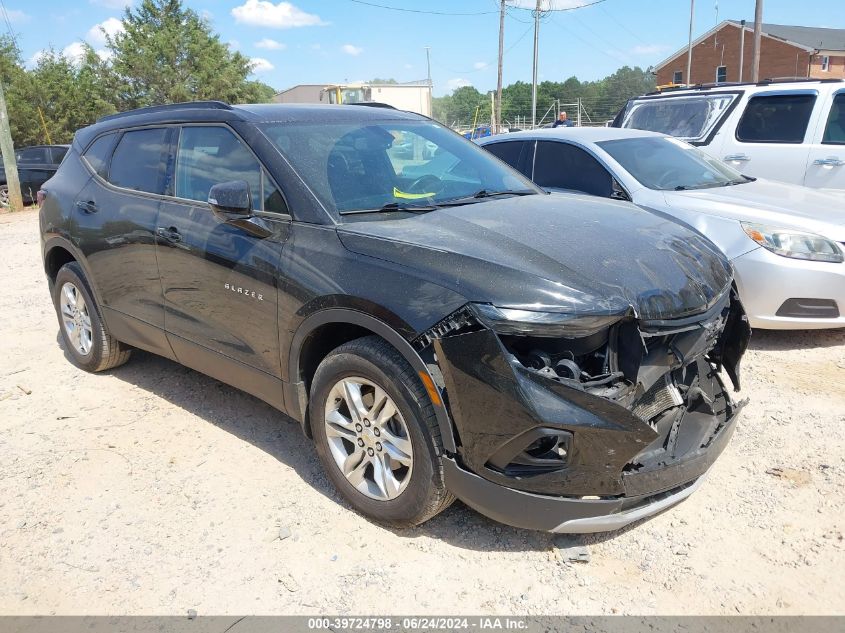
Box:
[109,128,170,194]
[533,141,613,198]
[16,147,49,164]
[822,93,845,145]
[736,93,816,143]
[50,146,68,164]
[483,140,529,175]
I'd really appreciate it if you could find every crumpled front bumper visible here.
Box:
[432,296,747,533]
[442,403,739,533]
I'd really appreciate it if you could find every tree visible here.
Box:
[106,0,274,109]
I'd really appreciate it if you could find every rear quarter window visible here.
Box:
[736,93,816,143]
[108,128,170,194]
[83,133,118,178]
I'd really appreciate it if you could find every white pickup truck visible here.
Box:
[614,79,845,193]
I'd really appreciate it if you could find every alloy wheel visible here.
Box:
[60,282,93,356]
[0,186,9,208]
[323,376,414,501]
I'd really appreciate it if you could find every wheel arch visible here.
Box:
[42,237,106,308]
[286,308,456,453]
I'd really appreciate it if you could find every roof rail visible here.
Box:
[346,101,397,110]
[96,100,233,123]
[645,76,843,95]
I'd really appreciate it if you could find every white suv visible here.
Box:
[614,79,845,193]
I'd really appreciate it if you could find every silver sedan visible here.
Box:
[478,127,845,330]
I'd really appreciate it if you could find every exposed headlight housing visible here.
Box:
[741,222,844,263]
[468,303,624,338]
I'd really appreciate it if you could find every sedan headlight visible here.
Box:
[741,222,844,263]
[468,303,623,338]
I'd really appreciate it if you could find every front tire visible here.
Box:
[53,262,131,372]
[309,336,453,528]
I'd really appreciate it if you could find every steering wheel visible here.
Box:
[655,168,684,189]
[407,174,442,195]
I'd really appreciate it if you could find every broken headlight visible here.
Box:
[741,222,844,263]
[468,303,624,338]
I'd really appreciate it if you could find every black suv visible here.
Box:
[39,101,749,533]
[2,144,69,207]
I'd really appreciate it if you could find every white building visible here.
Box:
[273,82,432,117]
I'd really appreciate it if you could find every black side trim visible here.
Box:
[101,307,176,362]
[288,308,456,453]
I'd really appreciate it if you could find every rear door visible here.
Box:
[804,90,845,191]
[74,127,172,333]
[156,123,290,377]
[718,90,820,184]
[16,147,53,202]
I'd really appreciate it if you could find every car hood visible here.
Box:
[663,178,845,241]
[338,193,732,321]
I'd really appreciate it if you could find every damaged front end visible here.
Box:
[416,288,750,533]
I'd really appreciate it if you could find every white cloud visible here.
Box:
[341,44,362,56]
[631,44,670,55]
[447,78,472,90]
[256,38,286,50]
[232,0,325,28]
[89,0,133,8]
[404,63,413,69]
[228,39,241,50]
[27,49,47,68]
[62,42,88,65]
[4,8,29,22]
[473,61,488,70]
[250,57,275,73]
[87,17,124,46]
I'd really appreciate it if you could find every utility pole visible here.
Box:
[496,0,506,133]
[531,0,541,129]
[0,82,22,212]
[739,19,746,81]
[424,46,433,117]
[751,0,763,82]
[685,0,695,85]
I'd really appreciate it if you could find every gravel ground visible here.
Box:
[1,208,843,615]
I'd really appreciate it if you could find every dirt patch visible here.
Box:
[1,209,843,615]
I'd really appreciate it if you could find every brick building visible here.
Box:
[653,21,845,86]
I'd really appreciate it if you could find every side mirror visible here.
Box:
[208,180,252,220]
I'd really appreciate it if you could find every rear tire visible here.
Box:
[309,336,453,528]
[53,262,131,372]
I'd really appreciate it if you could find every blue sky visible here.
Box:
[3,0,844,96]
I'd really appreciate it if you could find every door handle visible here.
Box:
[723,154,750,162]
[813,157,845,167]
[156,226,182,243]
[75,200,98,214]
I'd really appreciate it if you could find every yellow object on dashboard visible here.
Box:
[393,187,435,200]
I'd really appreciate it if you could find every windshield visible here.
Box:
[259,119,539,214]
[598,136,747,191]
[620,93,737,142]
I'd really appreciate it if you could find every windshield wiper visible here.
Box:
[721,175,757,186]
[437,189,539,206]
[339,202,438,216]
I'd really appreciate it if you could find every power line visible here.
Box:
[0,0,18,47]
[343,0,498,16]
[433,23,534,74]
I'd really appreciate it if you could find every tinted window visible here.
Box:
[484,140,527,174]
[533,141,613,197]
[50,146,68,164]
[736,94,815,143]
[822,93,845,145]
[716,66,727,83]
[83,134,118,178]
[109,128,169,194]
[259,120,537,214]
[176,125,283,212]
[17,147,49,164]
[673,71,683,84]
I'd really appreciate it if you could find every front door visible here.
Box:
[804,91,845,191]
[156,124,290,377]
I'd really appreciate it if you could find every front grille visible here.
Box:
[631,376,684,422]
